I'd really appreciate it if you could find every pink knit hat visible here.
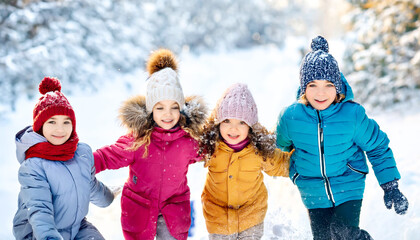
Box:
[215,83,258,126]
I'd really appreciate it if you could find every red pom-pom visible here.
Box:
[39,77,61,95]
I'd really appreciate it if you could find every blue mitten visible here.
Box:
[380,180,408,215]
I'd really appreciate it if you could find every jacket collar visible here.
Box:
[151,126,188,142]
[218,141,253,156]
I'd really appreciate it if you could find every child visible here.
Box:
[200,83,292,240]
[13,77,115,240]
[275,36,409,239]
[93,49,208,240]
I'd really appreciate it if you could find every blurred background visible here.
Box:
[1,0,419,115]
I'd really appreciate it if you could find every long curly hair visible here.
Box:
[200,114,277,163]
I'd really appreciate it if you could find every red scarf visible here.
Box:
[25,132,79,161]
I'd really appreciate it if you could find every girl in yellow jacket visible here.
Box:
[200,83,292,240]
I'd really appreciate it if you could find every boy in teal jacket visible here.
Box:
[276,36,408,240]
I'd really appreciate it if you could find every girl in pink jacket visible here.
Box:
[94,49,208,240]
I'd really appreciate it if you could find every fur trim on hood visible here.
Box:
[118,95,208,137]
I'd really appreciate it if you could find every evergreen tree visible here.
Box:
[342,0,420,108]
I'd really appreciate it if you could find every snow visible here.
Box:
[1,39,419,239]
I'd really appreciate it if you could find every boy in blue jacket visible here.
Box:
[13,77,116,240]
[275,36,408,239]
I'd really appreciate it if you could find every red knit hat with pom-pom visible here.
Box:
[33,77,76,134]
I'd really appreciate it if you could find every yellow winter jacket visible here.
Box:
[201,141,291,235]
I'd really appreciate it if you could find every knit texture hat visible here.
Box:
[33,77,76,134]
[299,36,343,96]
[145,49,184,113]
[215,83,258,126]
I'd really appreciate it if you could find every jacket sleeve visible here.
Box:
[84,145,115,207]
[90,164,115,207]
[188,138,205,164]
[353,105,400,185]
[263,149,292,177]
[275,108,293,152]
[93,135,136,173]
[18,160,63,240]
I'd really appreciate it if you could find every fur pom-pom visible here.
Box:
[146,49,178,75]
[39,77,61,95]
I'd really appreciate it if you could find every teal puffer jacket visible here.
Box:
[276,76,400,209]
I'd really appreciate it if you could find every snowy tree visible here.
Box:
[342,0,420,108]
[0,0,310,112]
[0,0,152,111]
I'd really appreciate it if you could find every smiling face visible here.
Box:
[219,118,250,145]
[42,115,73,145]
[152,100,181,130]
[305,80,337,110]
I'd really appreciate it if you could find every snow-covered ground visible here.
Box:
[1,39,419,239]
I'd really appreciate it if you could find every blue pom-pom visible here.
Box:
[311,36,329,52]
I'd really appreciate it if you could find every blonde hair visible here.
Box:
[129,113,201,158]
[127,113,155,158]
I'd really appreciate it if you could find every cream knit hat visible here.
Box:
[145,49,185,113]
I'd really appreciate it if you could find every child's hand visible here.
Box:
[109,185,123,198]
[380,180,409,215]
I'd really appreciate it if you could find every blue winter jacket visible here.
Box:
[276,76,400,209]
[13,126,114,240]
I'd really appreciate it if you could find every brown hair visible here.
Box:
[199,115,276,163]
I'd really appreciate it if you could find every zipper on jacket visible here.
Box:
[317,111,335,207]
[64,162,78,239]
[347,163,368,175]
[159,145,165,209]
[292,172,299,185]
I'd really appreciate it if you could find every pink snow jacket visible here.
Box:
[94,95,207,240]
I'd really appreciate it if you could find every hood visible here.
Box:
[340,73,354,102]
[296,73,354,102]
[15,126,47,164]
[118,95,208,135]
